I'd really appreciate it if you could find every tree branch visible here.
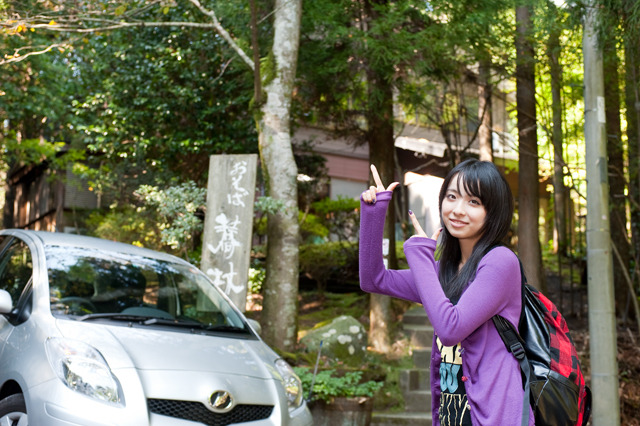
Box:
[611,239,640,342]
[0,43,71,65]
[187,0,254,71]
[2,1,255,71]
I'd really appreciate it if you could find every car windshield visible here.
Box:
[45,246,249,334]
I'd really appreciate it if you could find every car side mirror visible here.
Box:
[0,289,13,314]
[247,318,262,336]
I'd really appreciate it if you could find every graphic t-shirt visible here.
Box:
[437,336,472,426]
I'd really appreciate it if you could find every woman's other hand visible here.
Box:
[361,165,399,204]
[409,210,442,241]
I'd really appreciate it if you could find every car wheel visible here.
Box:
[0,394,28,426]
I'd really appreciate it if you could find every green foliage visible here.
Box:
[85,206,164,250]
[253,196,288,237]
[254,196,287,215]
[70,12,258,189]
[0,7,86,173]
[134,181,206,252]
[297,197,362,291]
[293,367,383,403]
[309,197,360,242]
[248,266,266,294]
[2,137,86,173]
[299,212,329,241]
[1,1,261,235]
[299,241,359,291]
[295,0,514,155]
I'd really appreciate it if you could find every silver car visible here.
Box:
[0,229,312,425]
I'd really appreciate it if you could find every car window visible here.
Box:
[0,239,33,302]
[46,246,247,330]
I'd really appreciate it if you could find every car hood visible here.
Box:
[55,319,278,380]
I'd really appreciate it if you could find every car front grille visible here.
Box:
[147,398,274,425]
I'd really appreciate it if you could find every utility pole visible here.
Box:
[583,0,620,424]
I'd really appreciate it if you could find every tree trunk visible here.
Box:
[583,0,621,420]
[365,0,396,354]
[258,0,302,352]
[515,2,545,292]
[603,31,631,318]
[546,17,568,256]
[478,58,493,162]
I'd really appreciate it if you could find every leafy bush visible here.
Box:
[86,206,164,250]
[299,241,359,291]
[135,181,206,252]
[293,367,383,403]
[248,266,266,294]
[309,196,360,243]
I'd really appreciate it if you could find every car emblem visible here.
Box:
[209,390,234,413]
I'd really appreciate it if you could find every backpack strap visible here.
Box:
[492,315,531,426]
[491,258,532,426]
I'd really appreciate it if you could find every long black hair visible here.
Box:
[437,159,514,303]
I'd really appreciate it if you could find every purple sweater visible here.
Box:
[359,191,534,425]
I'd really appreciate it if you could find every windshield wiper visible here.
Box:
[76,313,152,322]
[202,324,249,333]
[74,314,250,334]
[142,318,249,334]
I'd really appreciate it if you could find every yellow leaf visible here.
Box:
[115,5,126,16]
[49,20,57,26]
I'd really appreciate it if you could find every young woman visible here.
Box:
[359,159,534,426]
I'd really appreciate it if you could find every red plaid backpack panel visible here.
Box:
[530,287,588,425]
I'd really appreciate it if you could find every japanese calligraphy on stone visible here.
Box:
[200,154,257,311]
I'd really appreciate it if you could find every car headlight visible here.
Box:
[45,338,123,405]
[274,359,303,410]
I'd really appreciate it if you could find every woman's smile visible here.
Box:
[441,174,487,246]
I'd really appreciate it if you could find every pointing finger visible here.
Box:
[370,165,384,189]
[408,210,427,238]
[430,227,443,241]
[387,182,400,192]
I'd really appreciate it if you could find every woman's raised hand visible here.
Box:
[409,210,442,241]
[361,165,399,204]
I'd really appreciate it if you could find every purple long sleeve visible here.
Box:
[403,238,521,346]
[359,191,418,302]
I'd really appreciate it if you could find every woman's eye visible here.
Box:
[470,199,481,206]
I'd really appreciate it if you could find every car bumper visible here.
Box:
[26,368,148,426]
[25,369,313,426]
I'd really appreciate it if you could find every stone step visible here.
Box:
[400,368,430,391]
[377,305,433,426]
[402,323,433,348]
[403,389,431,413]
[371,411,432,426]
[401,306,429,326]
[412,347,432,368]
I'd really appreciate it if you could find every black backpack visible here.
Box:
[492,261,592,426]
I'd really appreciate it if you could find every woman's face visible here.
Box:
[441,174,487,247]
